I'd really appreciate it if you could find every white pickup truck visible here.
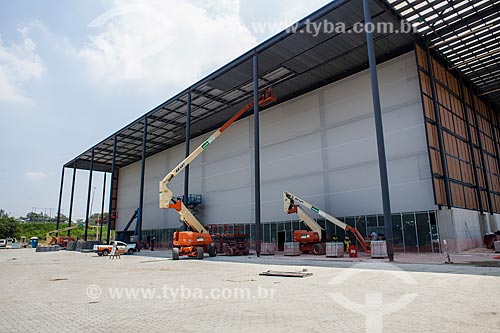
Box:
[93,241,137,256]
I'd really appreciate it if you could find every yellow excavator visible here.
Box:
[160,88,276,260]
[284,191,370,254]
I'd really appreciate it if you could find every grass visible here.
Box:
[15,222,114,243]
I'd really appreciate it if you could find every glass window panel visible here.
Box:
[402,213,418,252]
[336,218,346,240]
[429,212,440,252]
[416,212,432,253]
[270,223,277,243]
[392,214,405,252]
[355,216,367,245]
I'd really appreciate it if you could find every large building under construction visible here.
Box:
[57,0,500,253]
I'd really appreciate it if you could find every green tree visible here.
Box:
[0,209,9,218]
[89,212,109,225]
[0,217,18,238]
[25,212,51,222]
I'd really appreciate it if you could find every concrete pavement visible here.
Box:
[0,249,499,332]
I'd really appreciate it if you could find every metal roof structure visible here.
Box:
[65,0,500,172]
[388,0,500,104]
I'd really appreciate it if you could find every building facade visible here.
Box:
[116,52,442,252]
[59,1,500,254]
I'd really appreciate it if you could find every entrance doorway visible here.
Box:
[277,231,285,251]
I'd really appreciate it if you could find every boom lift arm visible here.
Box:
[46,223,83,244]
[284,195,323,239]
[284,191,370,252]
[159,88,276,232]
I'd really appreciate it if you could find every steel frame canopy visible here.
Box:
[65,0,500,172]
[64,0,415,171]
[388,0,500,105]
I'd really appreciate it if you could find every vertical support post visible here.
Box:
[425,44,452,208]
[487,101,500,215]
[363,0,394,261]
[99,173,107,241]
[106,135,117,244]
[68,159,77,236]
[184,91,191,206]
[253,51,261,257]
[138,117,148,244]
[459,75,483,212]
[55,167,65,236]
[84,148,95,241]
[471,93,494,215]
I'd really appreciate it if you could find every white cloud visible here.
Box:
[280,0,333,23]
[77,0,257,90]
[0,29,46,103]
[25,171,48,181]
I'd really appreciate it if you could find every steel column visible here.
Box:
[363,0,394,261]
[184,91,191,206]
[138,117,148,244]
[99,173,107,241]
[84,148,94,241]
[106,135,117,244]
[253,51,261,257]
[488,102,500,214]
[425,44,452,208]
[459,75,483,212]
[471,93,494,214]
[68,159,77,236]
[55,167,65,235]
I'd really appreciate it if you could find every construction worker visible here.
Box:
[344,235,352,252]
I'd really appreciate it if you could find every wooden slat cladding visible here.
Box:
[415,44,500,212]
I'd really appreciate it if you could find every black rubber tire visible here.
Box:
[127,249,135,255]
[103,249,109,256]
[208,245,217,257]
[226,247,234,256]
[312,244,323,255]
[196,247,204,260]
[172,248,180,260]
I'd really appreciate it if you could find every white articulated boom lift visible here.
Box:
[284,191,370,254]
[160,88,276,260]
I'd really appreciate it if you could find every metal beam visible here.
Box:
[99,173,107,242]
[428,3,500,41]
[106,135,117,244]
[471,93,494,215]
[479,88,500,97]
[425,45,453,208]
[488,101,500,210]
[55,167,65,236]
[363,0,394,261]
[184,91,191,206]
[253,51,261,257]
[84,148,94,241]
[138,117,148,245]
[68,160,77,237]
[459,74,483,212]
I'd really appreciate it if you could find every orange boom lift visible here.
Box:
[160,89,276,259]
[284,192,370,254]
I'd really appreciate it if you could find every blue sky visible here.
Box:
[0,0,331,219]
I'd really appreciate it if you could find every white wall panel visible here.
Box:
[116,51,437,231]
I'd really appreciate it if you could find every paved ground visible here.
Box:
[0,249,499,332]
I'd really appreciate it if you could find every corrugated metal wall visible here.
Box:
[116,51,436,231]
